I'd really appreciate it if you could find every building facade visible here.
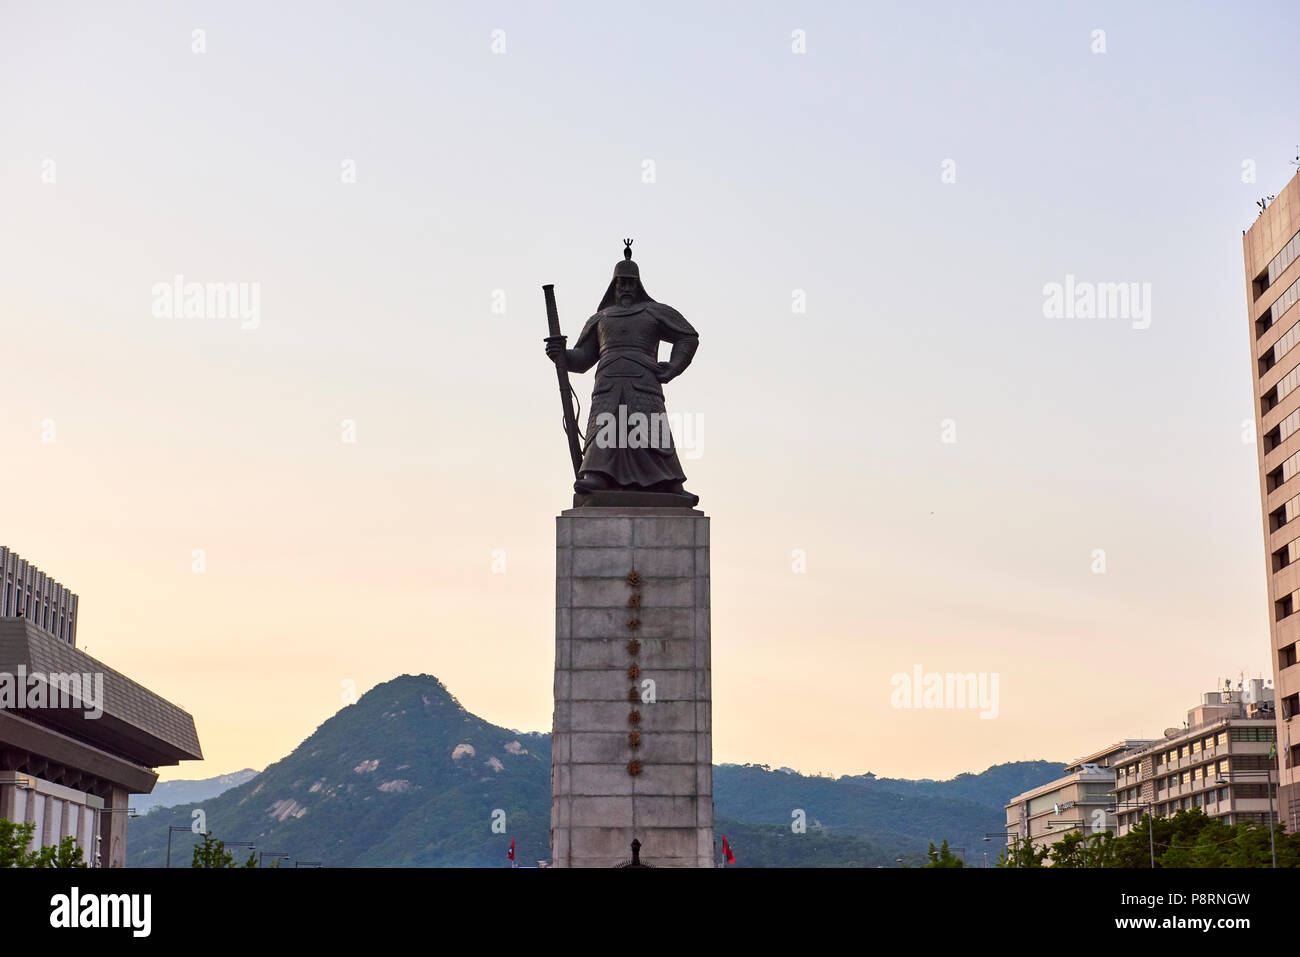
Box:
[1005,740,1155,859]
[0,547,77,645]
[1109,683,1278,836]
[0,547,201,866]
[1244,170,1300,829]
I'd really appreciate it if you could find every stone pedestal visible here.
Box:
[550,507,714,867]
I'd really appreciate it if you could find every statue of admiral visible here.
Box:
[544,241,699,505]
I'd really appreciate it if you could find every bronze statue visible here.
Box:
[544,241,699,506]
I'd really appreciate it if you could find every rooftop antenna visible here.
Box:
[1290,146,1300,170]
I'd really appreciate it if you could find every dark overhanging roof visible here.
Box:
[0,708,160,794]
[0,619,202,767]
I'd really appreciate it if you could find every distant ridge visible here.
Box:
[126,674,1063,867]
[132,769,260,815]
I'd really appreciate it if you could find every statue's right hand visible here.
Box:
[544,338,565,364]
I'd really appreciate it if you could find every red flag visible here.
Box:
[722,835,735,865]
[508,838,515,862]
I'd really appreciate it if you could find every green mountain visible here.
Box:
[128,674,552,867]
[712,761,1064,866]
[126,675,1062,867]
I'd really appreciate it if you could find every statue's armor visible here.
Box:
[571,302,698,489]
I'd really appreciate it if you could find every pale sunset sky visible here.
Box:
[2,1,1294,782]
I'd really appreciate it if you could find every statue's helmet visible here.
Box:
[613,241,639,279]
[598,238,653,310]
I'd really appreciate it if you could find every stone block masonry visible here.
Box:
[550,507,714,867]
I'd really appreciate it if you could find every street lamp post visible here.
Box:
[1043,820,1093,867]
[222,840,257,867]
[165,825,196,868]
[984,831,1019,867]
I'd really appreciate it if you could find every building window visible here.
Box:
[1261,362,1300,413]
[1270,462,1286,490]
[1271,495,1300,531]
[1267,407,1300,452]
[1256,228,1300,298]
[1277,593,1295,621]
[1258,273,1300,339]
[1262,316,1300,374]
[1229,726,1276,742]
[1267,448,1300,490]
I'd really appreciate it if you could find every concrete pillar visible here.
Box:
[43,795,57,847]
[61,799,74,848]
[0,781,17,822]
[99,786,129,868]
[551,508,713,867]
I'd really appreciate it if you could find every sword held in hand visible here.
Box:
[543,284,584,477]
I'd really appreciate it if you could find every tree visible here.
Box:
[0,818,88,868]
[26,836,88,868]
[924,839,964,868]
[191,832,256,868]
[1047,829,1114,868]
[996,836,1047,868]
[1043,809,1300,868]
[0,818,33,868]
[1222,820,1276,868]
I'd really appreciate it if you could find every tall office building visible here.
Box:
[0,546,78,645]
[1244,169,1300,829]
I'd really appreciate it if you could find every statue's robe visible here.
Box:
[568,301,698,489]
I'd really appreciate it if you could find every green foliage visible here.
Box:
[924,839,965,867]
[191,831,256,868]
[1046,810,1300,868]
[996,837,1048,868]
[714,817,900,867]
[1047,829,1115,868]
[0,818,88,868]
[713,761,1063,867]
